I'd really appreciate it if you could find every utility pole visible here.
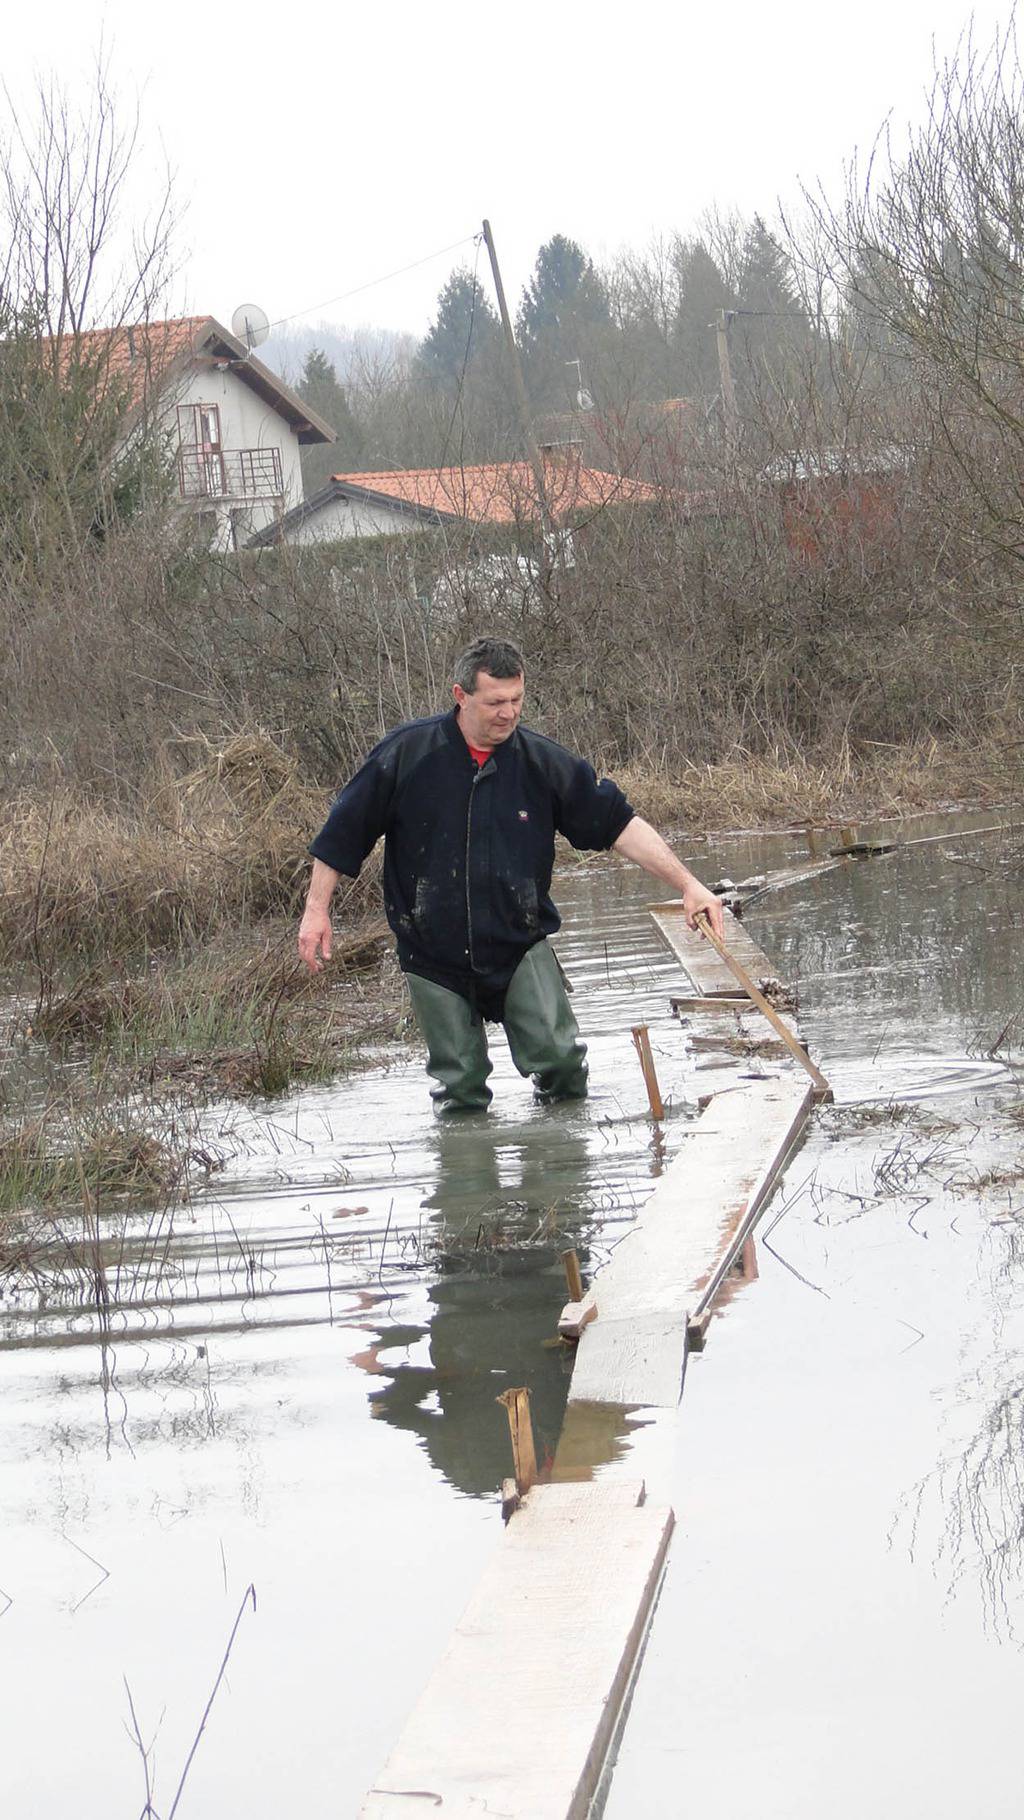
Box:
[713,308,740,443]
[481,218,554,548]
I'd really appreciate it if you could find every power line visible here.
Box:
[435,233,486,481]
[267,233,480,332]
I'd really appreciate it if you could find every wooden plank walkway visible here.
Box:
[361,901,824,1818]
[361,1481,673,1820]
[564,1074,812,1407]
[649,900,779,996]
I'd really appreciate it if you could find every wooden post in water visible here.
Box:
[560,1248,584,1303]
[497,1387,538,1493]
[631,1024,665,1119]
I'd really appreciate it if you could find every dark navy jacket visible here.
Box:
[309,709,635,998]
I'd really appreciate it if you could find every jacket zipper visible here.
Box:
[465,769,481,972]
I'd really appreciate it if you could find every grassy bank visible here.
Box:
[618,729,1021,834]
[28,918,401,1095]
[1,725,1018,1145]
[3,725,1018,969]
[0,730,380,965]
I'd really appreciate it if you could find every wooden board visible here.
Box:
[361,1480,673,1819]
[566,1075,812,1408]
[671,995,754,1015]
[649,902,779,997]
[737,856,844,904]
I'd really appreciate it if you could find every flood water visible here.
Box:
[2,807,1022,1817]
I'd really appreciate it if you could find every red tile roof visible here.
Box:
[330,458,658,525]
[47,316,213,411]
[40,315,333,443]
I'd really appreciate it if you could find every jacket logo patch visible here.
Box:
[518,809,529,821]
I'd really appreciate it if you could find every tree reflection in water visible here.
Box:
[904,1203,1024,1640]
[352,1115,601,1498]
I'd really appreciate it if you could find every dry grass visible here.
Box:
[3,727,1018,984]
[616,730,1020,833]
[25,915,402,1098]
[0,729,378,965]
[0,1097,186,1216]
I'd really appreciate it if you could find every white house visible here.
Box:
[245,453,660,550]
[71,315,335,548]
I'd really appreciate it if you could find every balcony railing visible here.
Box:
[178,445,284,501]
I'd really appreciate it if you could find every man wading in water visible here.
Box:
[298,637,725,1112]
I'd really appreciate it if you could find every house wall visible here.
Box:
[165,359,307,549]
[284,492,425,546]
[780,477,901,564]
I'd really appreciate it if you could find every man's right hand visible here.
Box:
[298,906,333,973]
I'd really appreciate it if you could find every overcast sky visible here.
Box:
[3,0,1016,342]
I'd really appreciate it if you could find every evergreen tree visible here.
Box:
[672,240,736,399]
[296,348,365,491]
[415,268,500,390]
[731,216,811,407]
[516,235,612,406]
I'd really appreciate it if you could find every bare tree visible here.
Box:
[805,22,1024,575]
[0,58,179,571]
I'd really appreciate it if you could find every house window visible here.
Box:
[198,403,221,450]
[177,402,226,498]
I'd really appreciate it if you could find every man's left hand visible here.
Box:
[683,883,726,943]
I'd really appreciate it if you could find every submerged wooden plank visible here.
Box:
[739,856,844,902]
[671,994,754,1015]
[567,1075,812,1407]
[361,1481,673,1820]
[649,901,780,996]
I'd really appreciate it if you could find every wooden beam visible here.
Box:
[670,995,753,1015]
[361,1482,673,1819]
[649,901,780,997]
[631,1024,665,1119]
[693,911,831,1100]
[567,1076,813,1406]
[560,1247,584,1304]
[496,1387,538,1493]
[558,1299,597,1341]
[500,1478,521,1524]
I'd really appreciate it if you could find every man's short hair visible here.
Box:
[453,637,525,694]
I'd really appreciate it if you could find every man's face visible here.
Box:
[453,669,525,749]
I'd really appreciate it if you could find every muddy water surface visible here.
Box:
[606,811,1024,1819]
[3,811,1022,1817]
[1,860,700,1818]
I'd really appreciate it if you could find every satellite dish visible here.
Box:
[565,358,594,414]
[231,303,270,351]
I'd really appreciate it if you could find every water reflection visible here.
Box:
[900,1156,1024,1640]
[744,834,1024,1070]
[354,1113,595,1496]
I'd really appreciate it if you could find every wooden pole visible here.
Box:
[714,308,740,442]
[560,1248,584,1304]
[694,912,832,1100]
[481,219,554,550]
[631,1024,665,1120]
[496,1386,538,1493]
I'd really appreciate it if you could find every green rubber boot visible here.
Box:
[503,941,588,1103]
[405,973,493,1113]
